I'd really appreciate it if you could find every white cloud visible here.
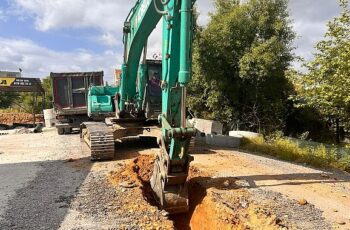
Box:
[11,0,133,32]
[10,0,213,47]
[288,0,341,71]
[196,1,214,26]
[0,38,121,82]
[97,32,122,47]
[1,1,214,84]
[10,0,136,48]
[0,9,7,21]
[4,0,343,75]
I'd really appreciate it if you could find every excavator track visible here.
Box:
[80,122,115,161]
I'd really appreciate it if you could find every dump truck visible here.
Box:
[51,72,103,135]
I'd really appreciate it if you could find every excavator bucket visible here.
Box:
[150,155,190,214]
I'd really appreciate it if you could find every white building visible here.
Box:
[0,71,21,78]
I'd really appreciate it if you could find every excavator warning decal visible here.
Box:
[0,78,16,86]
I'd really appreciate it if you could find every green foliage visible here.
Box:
[284,106,333,143]
[337,154,350,172]
[0,76,53,113]
[0,93,19,109]
[188,0,295,133]
[242,135,350,172]
[42,76,53,108]
[298,0,350,125]
[18,76,53,113]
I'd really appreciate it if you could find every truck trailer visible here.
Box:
[51,72,103,135]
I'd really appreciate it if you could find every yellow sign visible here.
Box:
[0,78,16,87]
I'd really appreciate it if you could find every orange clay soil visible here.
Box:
[109,154,284,230]
[0,113,43,125]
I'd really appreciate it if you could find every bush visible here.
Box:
[241,135,350,172]
[336,155,350,172]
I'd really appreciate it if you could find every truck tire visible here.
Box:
[57,128,65,135]
[64,127,72,134]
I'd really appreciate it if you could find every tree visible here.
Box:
[42,76,53,108]
[0,93,18,109]
[19,76,53,113]
[0,76,52,113]
[300,0,350,142]
[188,0,295,133]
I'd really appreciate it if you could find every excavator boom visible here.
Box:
[82,0,196,214]
[121,0,196,214]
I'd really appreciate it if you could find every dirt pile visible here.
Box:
[109,155,287,230]
[186,189,283,230]
[0,113,43,125]
[172,175,286,230]
[108,154,174,229]
[108,154,329,230]
[109,154,156,202]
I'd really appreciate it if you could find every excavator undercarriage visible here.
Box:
[80,122,115,161]
[80,0,196,214]
[81,118,157,159]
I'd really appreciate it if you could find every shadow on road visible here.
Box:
[113,136,159,160]
[237,172,349,188]
[0,157,92,230]
[187,171,348,191]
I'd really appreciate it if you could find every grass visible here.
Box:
[0,108,24,114]
[241,135,350,173]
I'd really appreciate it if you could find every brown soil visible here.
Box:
[0,113,43,125]
[172,170,286,230]
[109,155,154,185]
[108,154,175,229]
[109,154,157,205]
[189,148,350,229]
[3,130,345,229]
[109,155,287,230]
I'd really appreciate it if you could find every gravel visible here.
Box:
[0,129,173,230]
[1,128,347,229]
[0,160,88,230]
[250,188,332,230]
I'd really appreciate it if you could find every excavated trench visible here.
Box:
[109,155,284,230]
[170,176,284,230]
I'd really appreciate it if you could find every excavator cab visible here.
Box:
[87,85,119,120]
[143,60,162,119]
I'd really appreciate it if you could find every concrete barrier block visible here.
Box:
[194,131,207,143]
[205,134,242,148]
[229,131,261,139]
[190,118,223,135]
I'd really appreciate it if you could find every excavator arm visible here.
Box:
[119,0,196,214]
[119,0,161,114]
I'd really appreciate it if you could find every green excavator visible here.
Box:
[80,0,196,214]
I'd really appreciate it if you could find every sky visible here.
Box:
[0,0,345,82]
